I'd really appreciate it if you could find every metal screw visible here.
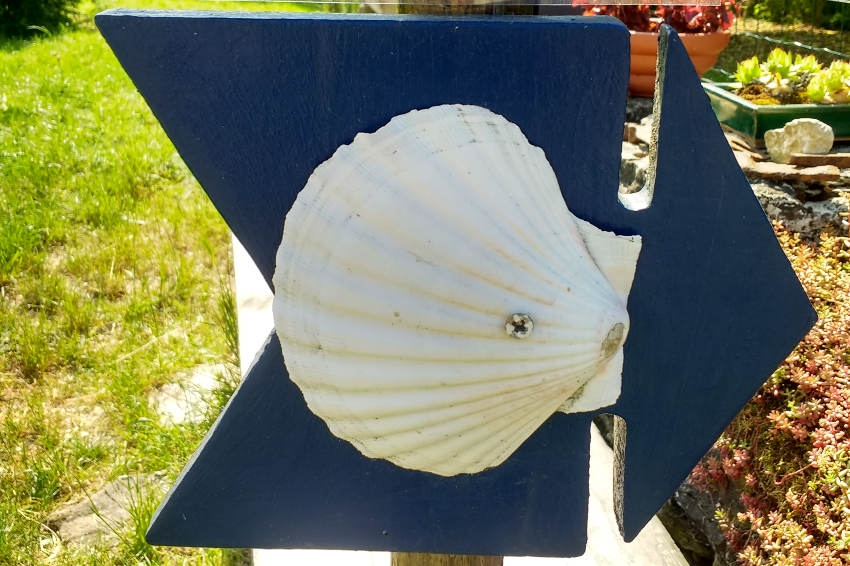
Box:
[505,313,533,339]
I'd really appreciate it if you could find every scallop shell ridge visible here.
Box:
[273,104,642,477]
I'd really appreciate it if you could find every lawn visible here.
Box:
[0,1,307,564]
[708,15,850,81]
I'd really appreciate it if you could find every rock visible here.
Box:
[725,131,761,156]
[620,141,650,194]
[657,499,714,566]
[625,97,654,123]
[592,413,615,447]
[46,473,168,548]
[738,159,840,183]
[790,152,850,168]
[619,135,849,238]
[359,0,398,13]
[752,182,849,239]
[150,363,227,426]
[765,118,834,164]
[671,479,739,566]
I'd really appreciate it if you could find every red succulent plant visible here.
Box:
[575,2,738,34]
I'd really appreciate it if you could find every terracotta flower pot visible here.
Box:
[629,30,731,97]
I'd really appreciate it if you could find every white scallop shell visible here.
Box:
[273,104,641,477]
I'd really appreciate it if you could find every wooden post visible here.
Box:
[387,6,509,564]
[398,0,520,556]
[389,8,512,566]
[399,0,533,15]
[391,553,503,566]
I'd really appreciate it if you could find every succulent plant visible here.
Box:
[576,1,738,34]
[733,56,761,85]
[732,49,850,105]
[807,60,850,103]
[763,47,794,81]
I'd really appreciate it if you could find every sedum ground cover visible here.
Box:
[693,228,850,565]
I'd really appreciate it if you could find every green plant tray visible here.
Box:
[703,81,850,147]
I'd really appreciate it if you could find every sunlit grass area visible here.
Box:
[709,15,850,80]
[78,0,348,22]
[0,2,315,563]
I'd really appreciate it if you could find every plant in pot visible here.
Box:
[703,48,850,145]
[732,48,850,105]
[575,2,738,96]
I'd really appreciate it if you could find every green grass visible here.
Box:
[707,16,850,81]
[0,2,300,563]
[76,0,353,24]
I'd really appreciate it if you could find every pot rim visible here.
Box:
[629,29,731,37]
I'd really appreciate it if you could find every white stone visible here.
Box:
[765,118,834,164]
[150,363,226,425]
[47,473,168,548]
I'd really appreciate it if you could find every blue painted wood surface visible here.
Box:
[96,12,816,557]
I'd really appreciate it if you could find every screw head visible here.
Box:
[505,313,533,339]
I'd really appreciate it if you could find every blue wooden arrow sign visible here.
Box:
[96,11,815,557]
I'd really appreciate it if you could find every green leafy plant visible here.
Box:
[807,61,850,104]
[731,48,850,105]
[577,2,738,33]
[735,48,822,85]
[796,54,822,75]
[0,0,79,38]
[746,0,850,30]
[763,46,795,79]
[733,55,761,85]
